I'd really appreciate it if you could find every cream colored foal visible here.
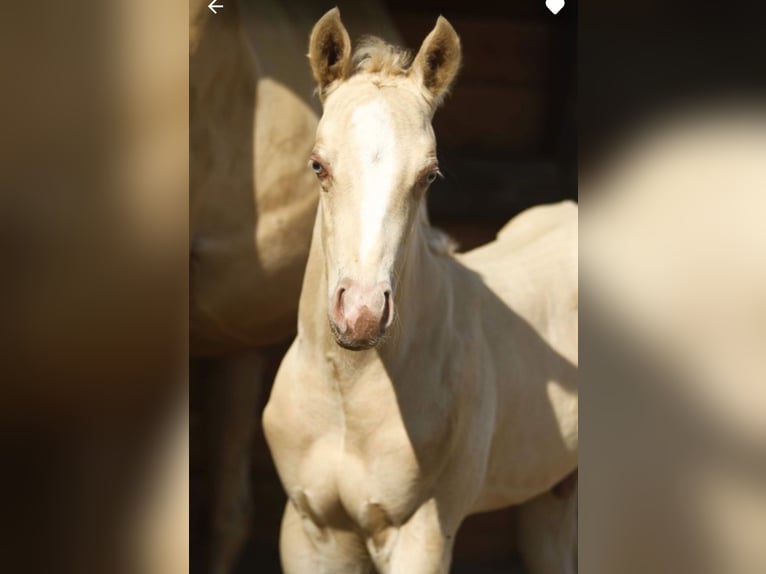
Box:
[264,8,578,573]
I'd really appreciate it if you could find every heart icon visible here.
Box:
[546,0,565,14]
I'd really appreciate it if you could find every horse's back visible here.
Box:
[496,200,578,249]
[460,201,578,364]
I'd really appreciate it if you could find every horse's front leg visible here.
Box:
[280,502,374,574]
[380,499,458,574]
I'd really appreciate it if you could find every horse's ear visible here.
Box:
[308,7,352,100]
[410,16,461,108]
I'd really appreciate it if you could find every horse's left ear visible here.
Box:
[410,16,461,108]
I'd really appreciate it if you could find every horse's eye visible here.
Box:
[311,160,325,175]
[424,168,442,186]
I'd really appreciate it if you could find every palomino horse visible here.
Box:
[190,1,403,571]
[264,8,578,574]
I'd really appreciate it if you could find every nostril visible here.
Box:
[381,289,395,331]
[332,286,346,323]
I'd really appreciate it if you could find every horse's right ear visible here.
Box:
[308,7,352,100]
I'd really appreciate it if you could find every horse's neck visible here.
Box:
[299,205,450,378]
[391,211,451,355]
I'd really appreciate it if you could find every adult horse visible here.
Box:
[263,9,578,574]
[190,1,403,572]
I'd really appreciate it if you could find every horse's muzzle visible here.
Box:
[329,278,394,350]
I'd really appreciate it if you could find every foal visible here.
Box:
[264,9,578,573]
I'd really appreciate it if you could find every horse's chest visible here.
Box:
[343,426,426,517]
[291,420,425,529]
[272,352,459,550]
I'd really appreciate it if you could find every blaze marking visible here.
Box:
[351,100,397,263]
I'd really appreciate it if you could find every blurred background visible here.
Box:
[579,1,766,573]
[1,0,188,573]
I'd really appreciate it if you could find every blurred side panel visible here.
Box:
[580,1,766,573]
[0,0,188,572]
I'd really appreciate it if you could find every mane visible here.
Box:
[351,36,412,77]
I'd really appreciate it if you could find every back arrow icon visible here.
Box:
[208,1,223,14]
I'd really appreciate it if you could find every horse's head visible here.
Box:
[307,8,461,350]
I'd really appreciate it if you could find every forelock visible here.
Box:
[351,36,412,77]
